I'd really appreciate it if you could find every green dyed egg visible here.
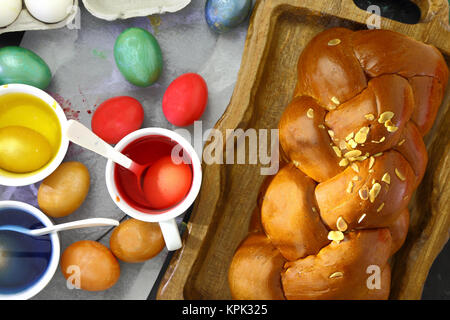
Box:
[0,46,52,90]
[114,28,163,87]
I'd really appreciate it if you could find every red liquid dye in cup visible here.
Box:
[114,135,193,214]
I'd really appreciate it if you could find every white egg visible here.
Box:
[24,0,74,24]
[0,0,22,28]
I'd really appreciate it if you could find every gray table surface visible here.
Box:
[0,0,448,300]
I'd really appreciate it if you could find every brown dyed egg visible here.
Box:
[38,162,90,218]
[61,240,120,292]
[110,219,165,263]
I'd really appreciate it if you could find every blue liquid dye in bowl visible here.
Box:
[0,208,52,295]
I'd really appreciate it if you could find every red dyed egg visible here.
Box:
[162,73,208,126]
[143,156,193,210]
[92,96,144,144]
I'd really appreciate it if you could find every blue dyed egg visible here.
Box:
[205,0,252,33]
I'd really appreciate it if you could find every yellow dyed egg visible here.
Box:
[0,126,52,173]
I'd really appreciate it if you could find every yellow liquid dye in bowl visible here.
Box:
[0,93,62,178]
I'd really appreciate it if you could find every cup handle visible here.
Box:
[159,219,182,251]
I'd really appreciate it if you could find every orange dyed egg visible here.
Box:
[110,219,165,263]
[60,240,120,292]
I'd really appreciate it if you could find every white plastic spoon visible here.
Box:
[65,120,150,191]
[0,218,119,237]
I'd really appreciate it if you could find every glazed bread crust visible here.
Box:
[228,28,448,300]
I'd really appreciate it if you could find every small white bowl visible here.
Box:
[105,128,202,250]
[0,201,60,300]
[0,84,69,187]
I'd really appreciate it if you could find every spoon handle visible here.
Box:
[30,218,120,236]
[65,120,133,169]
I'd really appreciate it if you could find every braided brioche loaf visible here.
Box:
[228,28,448,300]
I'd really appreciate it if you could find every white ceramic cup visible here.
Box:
[0,201,60,300]
[0,84,69,187]
[105,128,202,251]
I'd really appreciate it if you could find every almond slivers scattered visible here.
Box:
[384,119,398,132]
[346,181,353,193]
[344,150,362,158]
[347,139,358,149]
[336,216,348,232]
[369,156,375,170]
[329,271,344,279]
[371,136,386,144]
[328,38,341,46]
[395,168,406,181]
[358,187,368,200]
[332,146,342,158]
[328,231,344,244]
[373,152,383,157]
[369,183,381,203]
[354,127,370,144]
[345,132,354,141]
[381,173,391,184]
[358,213,367,224]
[339,158,349,167]
[378,111,394,124]
[386,125,399,132]
[331,96,340,105]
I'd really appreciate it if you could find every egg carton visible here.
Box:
[82,0,191,20]
[0,0,79,36]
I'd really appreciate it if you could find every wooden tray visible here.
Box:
[157,0,450,300]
